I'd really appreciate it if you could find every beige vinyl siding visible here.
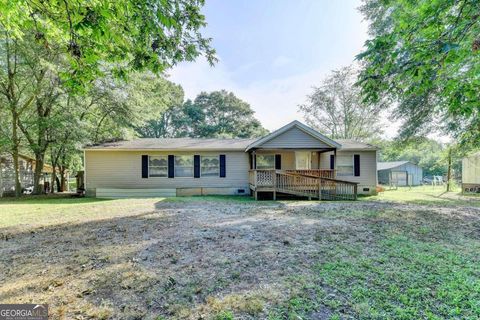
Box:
[463,153,480,184]
[85,150,250,193]
[320,150,378,194]
[260,126,332,149]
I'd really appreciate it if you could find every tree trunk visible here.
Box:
[60,166,66,192]
[446,148,452,192]
[51,162,57,194]
[11,112,21,197]
[32,153,45,194]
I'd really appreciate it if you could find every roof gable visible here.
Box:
[246,121,340,151]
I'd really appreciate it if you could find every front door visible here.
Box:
[295,151,311,170]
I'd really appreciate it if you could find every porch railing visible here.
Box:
[285,169,336,179]
[248,169,357,201]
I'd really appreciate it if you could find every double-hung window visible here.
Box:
[149,156,168,177]
[337,155,353,176]
[175,155,194,177]
[201,156,219,177]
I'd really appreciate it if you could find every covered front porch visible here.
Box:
[247,150,357,201]
[245,121,358,201]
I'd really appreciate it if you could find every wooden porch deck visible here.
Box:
[249,169,358,201]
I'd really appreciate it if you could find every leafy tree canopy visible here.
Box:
[358,0,480,147]
[130,73,185,138]
[138,90,268,138]
[1,0,216,87]
[299,65,385,141]
[176,90,268,138]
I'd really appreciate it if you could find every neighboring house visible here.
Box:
[83,121,378,199]
[462,152,480,193]
[0,154,56,196]
[377,161,423,186]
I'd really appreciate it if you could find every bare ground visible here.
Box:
[1,198,479,319]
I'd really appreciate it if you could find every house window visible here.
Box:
[175,155,194,177]
[149,156,168,177]
[201,156,219,177]
[256,155,275,169]
[337,155,353,176]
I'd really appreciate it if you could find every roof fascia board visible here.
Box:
[83,148,247,152]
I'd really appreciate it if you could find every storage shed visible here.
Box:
[462,152,480,193]
[377,161,423,186]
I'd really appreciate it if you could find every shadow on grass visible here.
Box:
[1,198,479,319]
[0,194,112,205]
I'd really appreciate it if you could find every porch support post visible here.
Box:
[272,171,276,200]
[333,148,337,178]
[318,177,322,200]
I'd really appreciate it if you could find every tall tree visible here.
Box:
[15,39,67,194]
[0,0,215,196]
[168,90,267,138]
[358,0,480,146]
[129,73,185,138]
[1,0,216,86]
[0,33,44,196]
[299,65,384,141]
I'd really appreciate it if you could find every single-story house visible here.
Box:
[377,161,423,186]
[83,121,379,199]
[462,151,480,193]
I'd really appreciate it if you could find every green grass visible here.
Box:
[364,185,480,207]
[0,195,157,229]
[1,192,480,319]
[266,205,480,319]
[0,194,256,229]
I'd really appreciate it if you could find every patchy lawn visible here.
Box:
[1,193,479,319]
[366,185,480,207]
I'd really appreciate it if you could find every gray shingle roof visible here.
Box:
[335,139,379,151]
[377,161,411,171]
[84,138,258,151]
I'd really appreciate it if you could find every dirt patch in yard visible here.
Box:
[1,198,479,319]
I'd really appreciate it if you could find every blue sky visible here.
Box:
[169,0,374,132]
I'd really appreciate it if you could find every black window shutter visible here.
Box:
[354,154,360,176]
[168,155,175,178]
[219,154,226,177]
[330,154,335,170]
[249,154,253,169]
[141,155,148,178]
[275,154,282,170]
[194,155,200,178]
